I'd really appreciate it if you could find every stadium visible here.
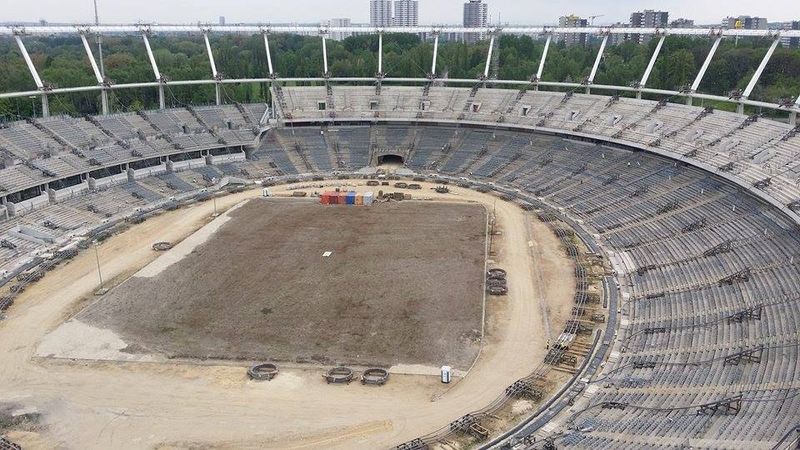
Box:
[0,18,799,450]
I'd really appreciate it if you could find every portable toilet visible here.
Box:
[262,188,271,197]
[355,193,364,206]
[338,192,348,205]
[346,192,357,205]
[364,192,374,206]
[441,366,452,384]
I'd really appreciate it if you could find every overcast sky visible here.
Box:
[3,0,797,26]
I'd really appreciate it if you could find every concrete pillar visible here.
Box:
[127,167,135,182]
[41,94,50,118]
[158,85,166,109]
[789,111,797,127]
[165,159,174,173]
[47,188,56,204]
[6,202,16,218]
[736,103,745,115]
[88,177,97,190]
[101,90,109,115]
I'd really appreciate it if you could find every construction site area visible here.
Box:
[0,181,589,449]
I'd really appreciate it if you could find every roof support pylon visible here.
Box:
[742,36,780,100]
[203,31,222,105]
[142,32,165,109]
[688,35,722,105]
[534,34,552,90]
[80,32,109,115]
[586,34,609,93]
[14,34,49,117]
[263,32,275,77]
[431,32,440,77]
[638,34,665,99]
[483,34,495,79]
[377,32,384,77]
[322,34,329,77]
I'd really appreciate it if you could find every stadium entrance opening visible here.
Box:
[377,154,405,165]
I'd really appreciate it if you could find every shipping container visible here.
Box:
[337,192,348,204]
[346,192,357,205]
[355,194,364,206]
[320,191,335,205]
[364,192,374,206]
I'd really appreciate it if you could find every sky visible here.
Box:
[2,0,797,26]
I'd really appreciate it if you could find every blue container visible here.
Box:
[346,192,357,205]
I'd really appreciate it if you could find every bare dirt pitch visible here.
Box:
[77,198,487,369]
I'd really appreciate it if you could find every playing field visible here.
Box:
[77,198,488,369]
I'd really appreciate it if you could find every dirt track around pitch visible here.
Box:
[0,182,576,450]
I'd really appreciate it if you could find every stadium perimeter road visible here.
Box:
[0,184,575,449]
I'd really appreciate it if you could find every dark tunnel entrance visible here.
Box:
[377,154,405,165]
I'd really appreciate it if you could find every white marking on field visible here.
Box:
[322,251,333,257]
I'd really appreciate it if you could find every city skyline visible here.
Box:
[3,0,798,26]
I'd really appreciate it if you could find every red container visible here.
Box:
[320,192,334,205]
[337,192,348,204]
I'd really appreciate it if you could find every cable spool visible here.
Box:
[152,241,174,251]
[323,366,354,384]
[248,363,279,380]
[361,368,390,385]
[486,277,507,287]
[487,285,508,296]
[487,268,506,278]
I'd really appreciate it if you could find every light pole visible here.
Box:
[93,241,107,295]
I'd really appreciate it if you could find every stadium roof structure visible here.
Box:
[1,25,799,123]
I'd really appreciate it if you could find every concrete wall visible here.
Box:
[10,193,51,218]
[210,153,246,164]
[130,164,168,180]
[92,173,130,189]
[171,158,207,171]
[51,181,90,203]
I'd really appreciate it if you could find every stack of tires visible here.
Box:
[486,268,507,295]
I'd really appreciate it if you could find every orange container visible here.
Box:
[355,194,364,206]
